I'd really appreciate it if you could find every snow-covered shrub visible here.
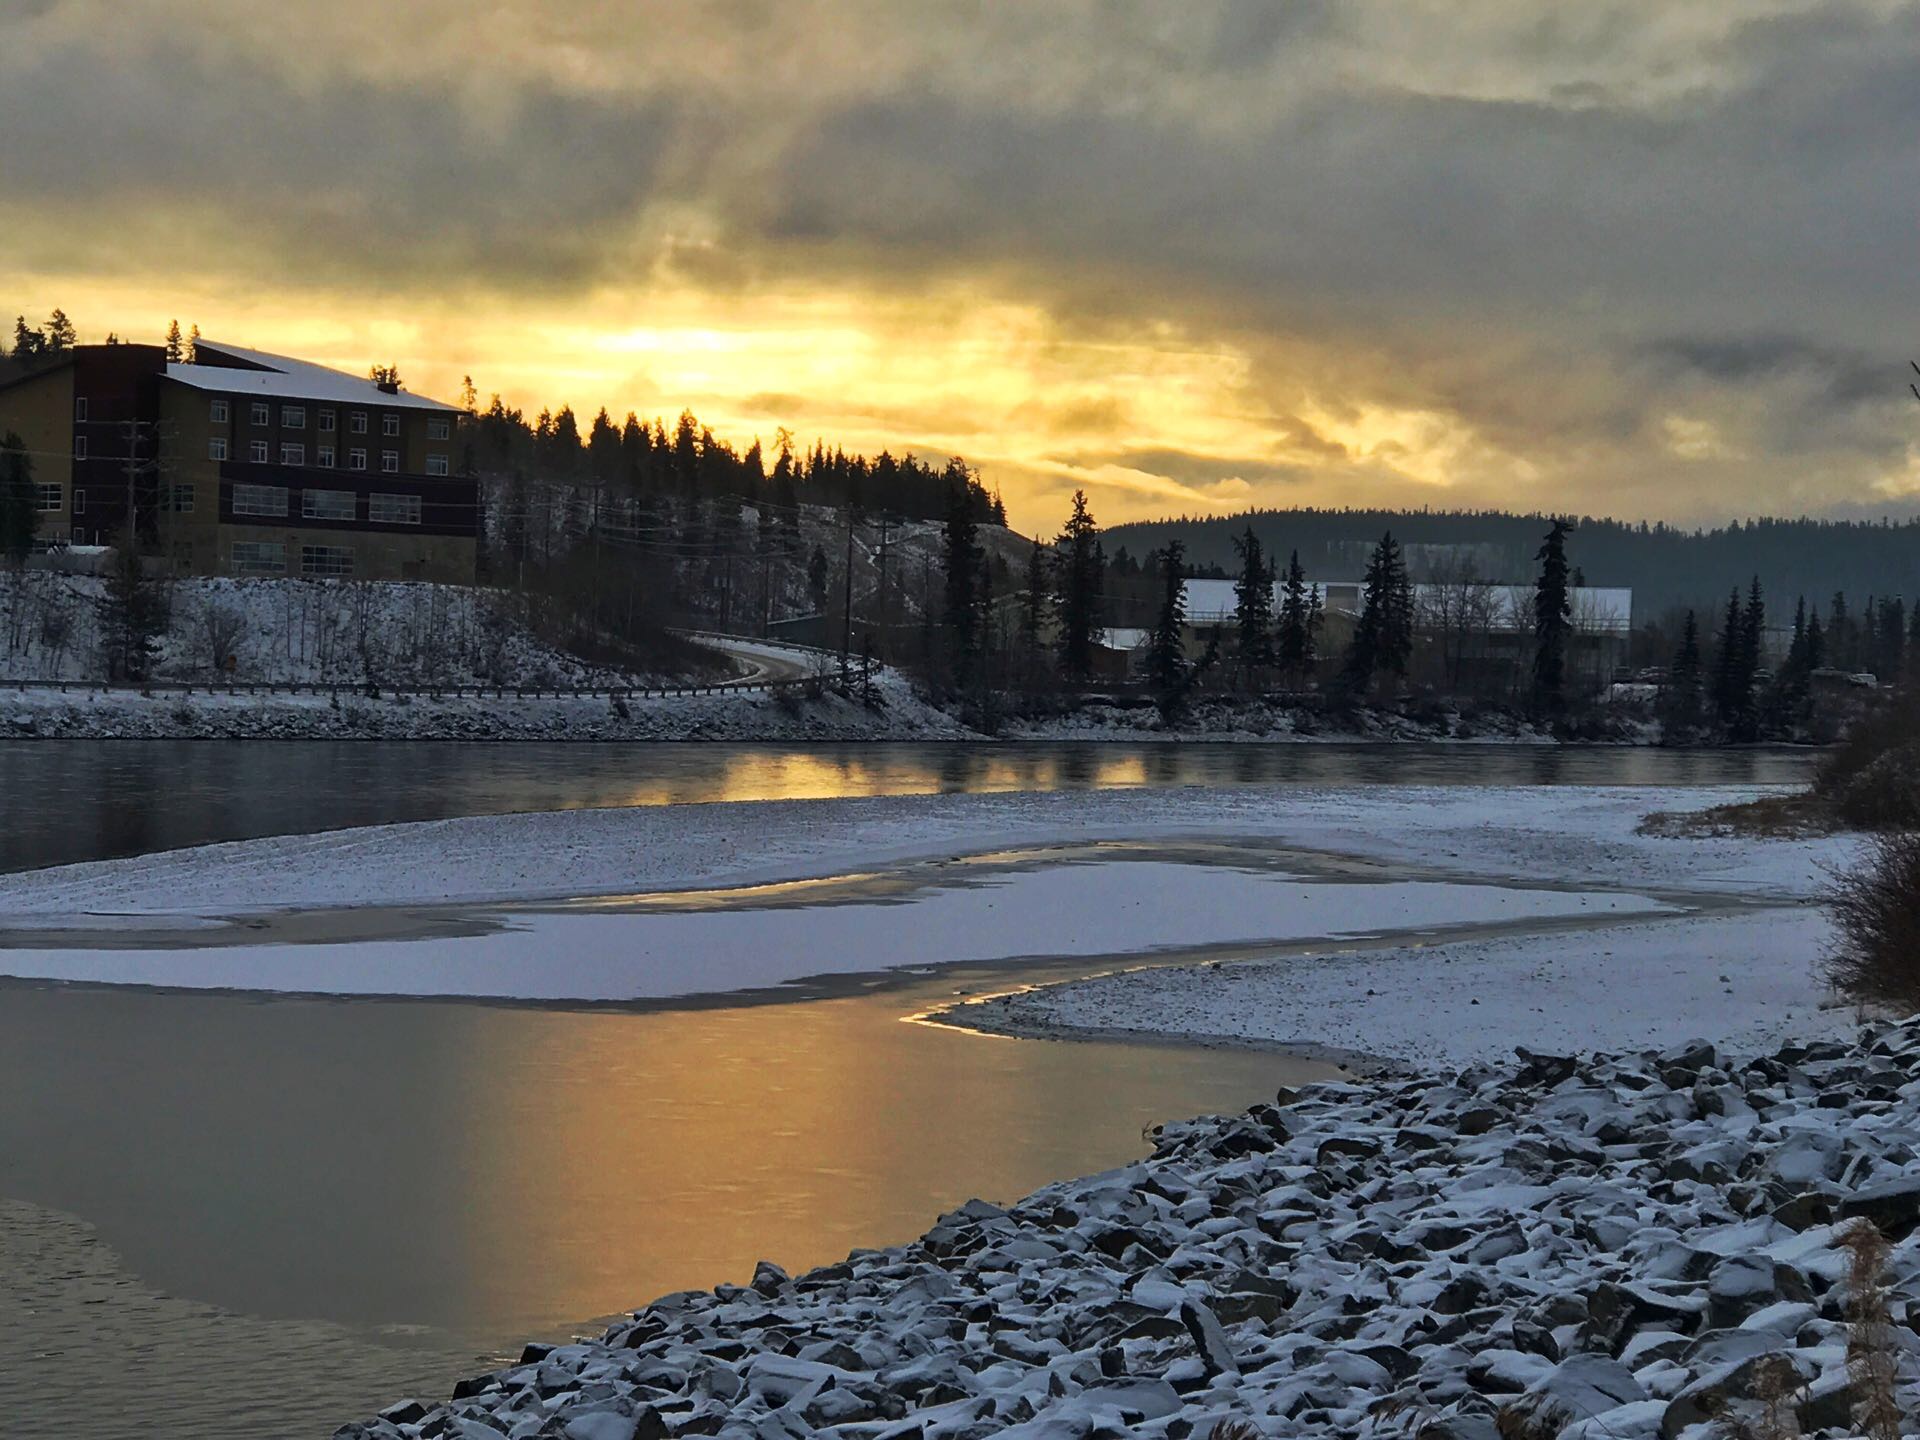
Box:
[1824,830,1920,1013]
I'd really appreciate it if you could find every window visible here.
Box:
[348,448,367,472]
[319,409,336,433]
[72,490,85,514]
[210,399,230,424]
[165,484,195,514]
[249,440,269,463]
[350,411,368,434]
[280,442,306,466]
[232,483,289,518]
[250,402,270,427]
[282,405,306,429]
[74,397,88,422]
[231,541,286,575]
[381,450,400,473]
[209,438,229,462]
[73,436,87,461]
[381,413,400,437]
[34,484,61,512]
[301,544,354,577]
[424,454,450,477]
[317,445,335,469]
[370,492,422,525]
[428,417,450,440]
[301,488,356,522]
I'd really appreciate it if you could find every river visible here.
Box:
[0,741,1817,1435]
[0,738,1815,873]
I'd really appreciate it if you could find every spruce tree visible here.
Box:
[1662,609,1705,741]
[1710,587,1744,734]
[45,309,76,353]
[1053,490,1104,683]
[0,433,37,564]
[1230,526,1274,688]
[941,477,985,691]
[1276,549,1313,683]
[1145,541,1189,707]
[1531,519,1573,715]
[98,530,167,681]
[165,320,184,363]
[1735,576,1764,741]
[1345,532,1411,695]
[1018,537,1050,686]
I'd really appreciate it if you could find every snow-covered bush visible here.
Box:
[1824,829,1920,1012]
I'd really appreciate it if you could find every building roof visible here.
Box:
[1183,577,1633,633]
[164,342,461,412]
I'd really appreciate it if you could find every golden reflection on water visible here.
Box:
[453,980,1318,1338]
[623,749,1159,808]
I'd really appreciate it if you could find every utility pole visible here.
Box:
[840,505,856,679]
[874,514,892,662]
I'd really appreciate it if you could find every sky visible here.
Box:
[2,0,1918,533]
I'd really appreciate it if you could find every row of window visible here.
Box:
[209,438,449,475]
[230,483,425,525]
[231,542,356,577]
[207,398,449,441]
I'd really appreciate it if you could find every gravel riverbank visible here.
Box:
[339,1017,1917,1440]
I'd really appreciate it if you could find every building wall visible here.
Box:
[216,521,476,585]
[0,364,76,542]
[156,379,476,583]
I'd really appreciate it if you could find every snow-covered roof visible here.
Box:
[1096,627,1149,651]
[1183,578,1632,632]
[163,343,461,412]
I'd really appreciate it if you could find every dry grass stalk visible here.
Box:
[1842,1219,1900,1440]
[1750,1353,1806,1440]
[1210,1422,1262,1440]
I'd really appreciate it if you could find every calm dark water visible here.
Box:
[0,739,1817,873]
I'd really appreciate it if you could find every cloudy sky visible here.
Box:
[2,0,1916,530]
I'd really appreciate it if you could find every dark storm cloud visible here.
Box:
[0,29,678,288]
[5,0,1920,518]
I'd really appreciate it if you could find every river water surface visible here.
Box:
[0,740,1817,1436]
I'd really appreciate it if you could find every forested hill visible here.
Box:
[1102,509,1920,618]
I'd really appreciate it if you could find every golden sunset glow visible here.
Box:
[5,0,1918,530]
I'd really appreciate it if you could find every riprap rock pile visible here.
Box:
[340,1020,1920,1440]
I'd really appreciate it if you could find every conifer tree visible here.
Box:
[1531,519,1573,715]
[1344,532,1411,695]
[165,320,184,362]
[0,433,37,564]
[1662,609,1706,741]
[1276,549,1315,683]
[98,530,167,681]
[1230,526,1274,688]
[1145,542,1188,699]
[941,476,986,691]
[1053,490,1104,683]
[1018,537,1050,686]
[44,309,76,353]
[1710,586,1744,734]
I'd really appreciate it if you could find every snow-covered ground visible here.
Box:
[0,786,1855,1041]
[0,574,689,688]
[0,783,1847,918]
[0,860,1675,1002]
[956,907,1847,1067]
[0,662,967,740]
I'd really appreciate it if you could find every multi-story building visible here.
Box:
[0,341,476,583]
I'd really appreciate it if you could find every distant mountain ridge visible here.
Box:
[1102,508,1920,620]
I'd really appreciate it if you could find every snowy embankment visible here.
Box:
[343,1020,1920,1440]
[0,665,968,741]
[1004,698,1657,746]
[0,574,665,687]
